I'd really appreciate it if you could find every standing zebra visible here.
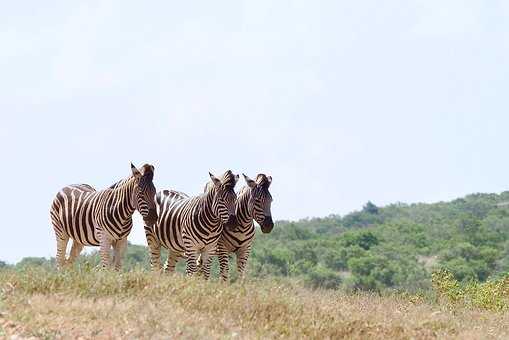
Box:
[215,173,274,281]
[144,170,238,278]
[50,163,158,270]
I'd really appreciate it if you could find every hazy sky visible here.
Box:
[2,1,509,263]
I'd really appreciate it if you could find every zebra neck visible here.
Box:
[236,186,254,228]
[108,176,137,222]
[198,187,220,226]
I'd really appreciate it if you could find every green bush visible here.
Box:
[305,265,342,289]
[432,269,509,311]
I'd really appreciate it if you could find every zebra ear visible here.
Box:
[267,176,272,187]
[131,163,142,178]
[243,174,256,188]
[209,172,221,186]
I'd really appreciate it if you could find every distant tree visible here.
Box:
[363,201,379,215]
[347,254,397,291]
[0,260,8,268]
[439,242,498,281]
[342,205,384,228]
[340,230,379,250]
[456,213,481,235]
[305,265,342,289]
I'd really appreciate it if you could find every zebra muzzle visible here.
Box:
[261,216,274,233]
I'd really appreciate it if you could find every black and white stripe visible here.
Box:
[50,163,157,270]
[216,173,273,281]
[144,170,239,278]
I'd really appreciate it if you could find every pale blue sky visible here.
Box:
[1,1,509,263]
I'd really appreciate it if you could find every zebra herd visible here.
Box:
[50,163,274,280]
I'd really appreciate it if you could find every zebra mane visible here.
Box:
[108,164,155,190]
[203,170,238,192]
[109,178,128,189]
[108,175,137,190]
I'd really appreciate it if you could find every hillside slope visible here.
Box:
[249,191,509,290]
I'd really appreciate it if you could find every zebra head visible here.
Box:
[131,163,158,226]
[208,170,239,230]
[244,173,274,233]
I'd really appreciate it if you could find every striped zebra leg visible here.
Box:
[99,231,113,269]
[67,241,84,266]
[199,252,213,280]
[236,248,251,281]
[185,250,199,276]
[55,236,69,270]
[163,253,181,273]
[112,237,128,271]
[218,252,230,282]
[144,225,162,271]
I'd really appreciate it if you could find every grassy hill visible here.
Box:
[0,268,508,339]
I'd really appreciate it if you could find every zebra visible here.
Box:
[214,173,274,281]
[144,170,239,279]
[50,163,158,270]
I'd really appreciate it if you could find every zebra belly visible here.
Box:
[62,214,100,246]
[183,225,222,252]
[183,234,220,252]
[155,220,186,255]
[98,219,133,241]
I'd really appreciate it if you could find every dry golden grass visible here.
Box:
[1,268,509,339]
